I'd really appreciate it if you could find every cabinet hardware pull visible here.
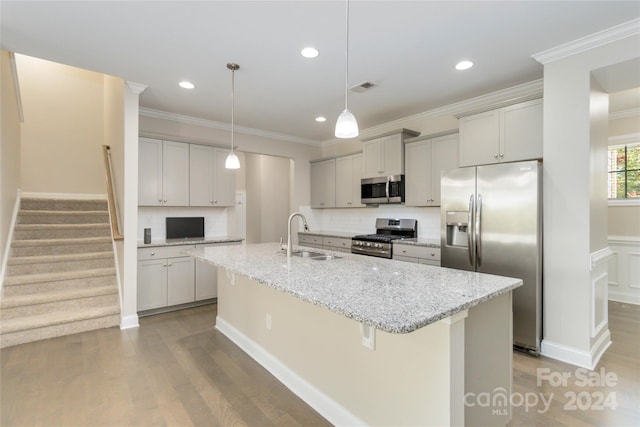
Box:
[151,252,155,256]
[493,154,498,159]
[499,154,504,158]
[168,263,172,267]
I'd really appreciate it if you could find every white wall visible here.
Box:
[0,50,22,287]
[137,207,228,242]
[539,34,639,369]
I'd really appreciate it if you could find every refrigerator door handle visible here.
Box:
[468,194,475,266]
[476,194,483,267]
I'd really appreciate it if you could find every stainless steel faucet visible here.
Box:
[287,212,309,258]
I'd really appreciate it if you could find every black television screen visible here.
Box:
[166,217,205,240]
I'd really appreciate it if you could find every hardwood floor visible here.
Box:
[1,301,638,426]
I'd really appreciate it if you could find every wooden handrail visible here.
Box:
[102,145,123,241]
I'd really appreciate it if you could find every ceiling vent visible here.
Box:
[350,81,376,93]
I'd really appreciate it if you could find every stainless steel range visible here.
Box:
[351,218,418,258]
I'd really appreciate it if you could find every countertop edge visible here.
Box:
[138,237,243,248]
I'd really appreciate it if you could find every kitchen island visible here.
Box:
[185,243,522,426]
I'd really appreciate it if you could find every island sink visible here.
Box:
[287,249,341,261]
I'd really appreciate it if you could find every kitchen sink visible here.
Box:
[282,249,342,261]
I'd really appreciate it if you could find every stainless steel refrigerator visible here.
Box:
[441,160,542,354]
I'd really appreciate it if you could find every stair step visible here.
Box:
[20,198,107,212]
[2,268,117,296]
[1,286,119,320]
[14,223,111,239]
[17,210,109,225]
[11,237,113,257]
[0,307,120,348]
[7,252,115,276]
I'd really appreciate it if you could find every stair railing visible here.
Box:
[102,145,123,241]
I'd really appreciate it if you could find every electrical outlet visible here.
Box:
[266,314,272,330]
[360,323,376,350]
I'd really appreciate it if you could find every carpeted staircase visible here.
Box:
[0,197,121,348]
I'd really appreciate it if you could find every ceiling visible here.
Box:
[2,1,639,144]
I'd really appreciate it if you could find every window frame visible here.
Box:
[608,134,640,207]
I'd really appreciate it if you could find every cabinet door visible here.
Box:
[350,154,364,207]
[137,258,167,311]
[382,135,403,176]
[189,144,214,206]
[162,141,190,206]
[500,99,543,163]
[363,139,383,178]
[310,159,336,208]
[138,138,163,206]
[167,256,195,306]
[213,148,236,206]
[459,110,500,167]
[335,154,363,208]
[195,260,218,300]
[429,134,459,206]
[404,141,430,206]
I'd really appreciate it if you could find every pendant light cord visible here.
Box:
[344,0,350,111]
[231,68,235,151]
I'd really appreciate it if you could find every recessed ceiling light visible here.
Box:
[455,60,474,71]
[315,116,327,122]
[179,81,195,89]
[301,47,319,58]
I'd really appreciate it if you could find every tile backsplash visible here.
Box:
[299,205,441,239]
[138,207,228,242]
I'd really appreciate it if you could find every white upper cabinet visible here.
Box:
[138,138,189,206]
[335,153,364,208]
[405,133,459,207]
[459,98,542,167]
[189,144,235,207]
[310,159,336,208]
[362,129,419,178]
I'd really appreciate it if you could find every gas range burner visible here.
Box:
[351,218,417,259]
[352,234,405,244]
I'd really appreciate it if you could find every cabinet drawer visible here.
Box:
[394,245,440,261]
[393,255,419,264]
[323,237,351,250]
[299,234,322,246]
[138,245,195,261]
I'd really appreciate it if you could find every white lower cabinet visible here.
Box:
[393,245,441,266]
[298,234,323,249]
[137,241,239,313]
[299,234,352,253]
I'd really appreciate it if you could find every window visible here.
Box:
[608,142,640,200]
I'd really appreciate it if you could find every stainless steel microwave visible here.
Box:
[361,175,405,205]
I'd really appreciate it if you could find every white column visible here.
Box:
[533,22,639,368]
[120,81,147,329]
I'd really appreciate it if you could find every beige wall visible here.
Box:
[16,54,106,195]
[1,50,22,277]
[244,153,290,244]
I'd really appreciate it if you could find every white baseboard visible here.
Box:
[541,329,612,370]
[608,292,640,305]
[21,192,107,200]
[120,314,139,330]
[215,316,367,427]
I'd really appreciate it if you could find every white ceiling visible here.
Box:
[2,1,639,143]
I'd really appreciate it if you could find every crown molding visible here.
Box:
[532,18,640,65]
[608,132,640,145]
[322,79,543,147]
[609,107,640,121]
[125,81,148,95]
[139,108,322,146]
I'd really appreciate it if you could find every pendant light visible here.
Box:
[225,63,241,169]
[335,0,359,139]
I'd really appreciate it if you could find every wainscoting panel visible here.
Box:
[608,236,640,305]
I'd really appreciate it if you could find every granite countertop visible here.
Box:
[138,236,243,248]
[394,238,440,248]
[298,230,355,239]
[184,242,521,334]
